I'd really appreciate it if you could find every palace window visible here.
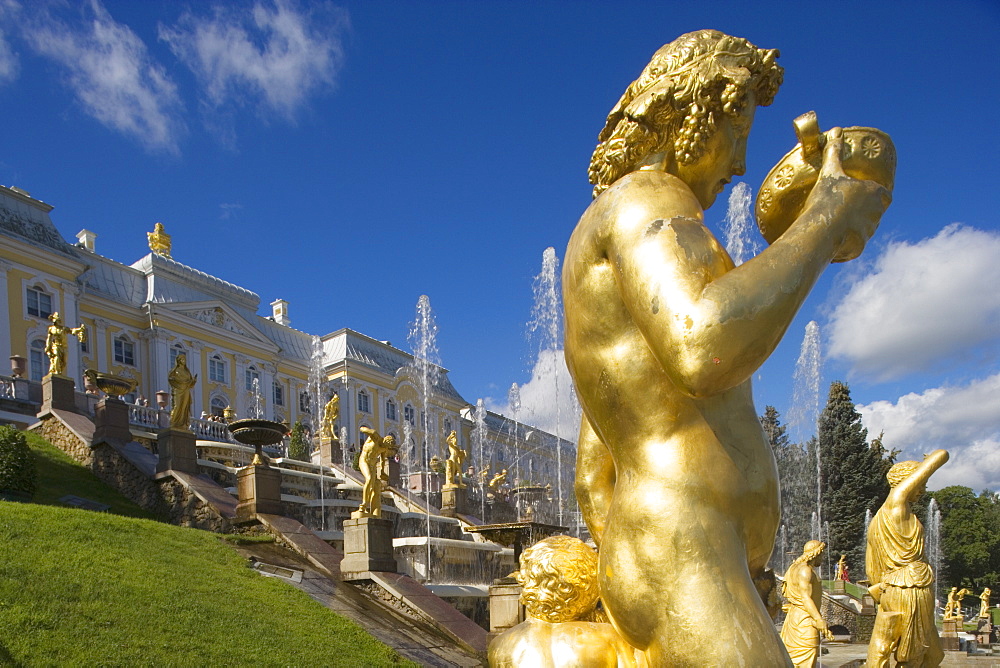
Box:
[358,389,370,413]
[245,365,260,391]
[208,355,227,383]
[29,339,48,381]
[113,336,135,366]
[404,403,415,425]
[386,399,397,421]
[26,286,53,319]
[299,392,311,413]
[210,395,228,418]
[169,343,185,368]
[273,381,284,406]
[444,418,452,434]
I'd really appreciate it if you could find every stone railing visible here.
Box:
[128,404,164,430]
[0,374,30,401]
[190,417,234,443]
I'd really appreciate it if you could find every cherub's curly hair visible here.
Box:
[514,535,599,623]
[792,539,826,566]
[588,30,783,198]
[887,460,921,487]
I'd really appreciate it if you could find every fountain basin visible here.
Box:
[84,369,137,398]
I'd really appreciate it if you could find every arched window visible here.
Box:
[208,354,227,383]
[403,404,415,425]
[245,365,260,391]
[358,389,370,413]
[169,343,186,369]
[444,418,452,434]
[385,399,396,420]
[272,381,284,406]
[210,396,228,418]
[26,285,53,319]
[29,339,48,381]
[114,335,135,366]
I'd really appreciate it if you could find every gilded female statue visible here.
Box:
[167,353,197,430]
[355,426,395,518]
[866,450,949,668]
[444,430,466,488]
[564,30,889,664]
[44,312,86,377]
[781,540,833,668]
[320,394,339,439]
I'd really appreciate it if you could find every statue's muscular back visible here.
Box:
[563,169,784,664]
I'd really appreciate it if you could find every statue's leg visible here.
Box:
[600,503,791,666]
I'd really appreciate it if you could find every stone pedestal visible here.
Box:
[156,428,198,474]
[833,579,847,594]
[942,619,961,651]
[317,435,340,466]
[93,397,131,444]
[440,485,469,518]
[975,617,992,645]
[488,577,524,635]
[860,593,877,614]
[340,517,397,578]
[41,374,77,413]
[236,464,283,520]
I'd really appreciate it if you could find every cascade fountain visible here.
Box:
[722,182,760,266]
[473,399,488,520]
[927,498,942,613]
[409,295,440,582]
[789,321,823,541]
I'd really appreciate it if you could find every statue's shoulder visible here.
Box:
[586,170,703,231]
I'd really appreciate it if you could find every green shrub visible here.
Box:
[287,420,310,461]
[0,425,36,499]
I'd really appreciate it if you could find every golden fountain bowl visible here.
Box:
[755,111,896,262]
[84,369,137,397]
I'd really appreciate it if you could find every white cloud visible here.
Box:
[858,373,1000,491]
[827,225,1000,381]
[486,349,581,441]
[160,0,347,120]
[22,0,184,153]
[0,1,20,84]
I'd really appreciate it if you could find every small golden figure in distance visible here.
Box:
[354,426,395,518]
[167,353,197,431]
[44,312,87,377]
[781,540,834,668]
[979,587,992,619]
[147,222,172,258]
[866,450,949,668]
[489,469,508,490]
[488,535,639,668]
[320,394,339,440]
[564,29,891,665]
[836,554,850,581]
[379,430,399,488]
[444,430,467,488]
[478,466,491,485]
[943,587,971,621]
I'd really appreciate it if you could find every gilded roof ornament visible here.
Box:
[147,222,172,258]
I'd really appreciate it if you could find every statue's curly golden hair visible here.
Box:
[887,460,921,487]
[792,539,826,566]
[514,535,599,623]
[588,30,783,198]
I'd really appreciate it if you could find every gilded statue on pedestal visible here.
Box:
[781,540,833,668]
[866,450,949,668]
[167,353,197,431]
[321,394,339,440]
[943,587,970,621]
[979,588,992,619]
[836,554,850,581]
[444,430,467,488]
[354,426,395,518]
[563,29,891,665]
[44,312,87,377]
[488,536,639,667]
[147,222,172,258]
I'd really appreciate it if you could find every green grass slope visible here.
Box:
[0,431,416,667]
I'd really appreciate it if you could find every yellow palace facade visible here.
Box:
[0,183,574,491]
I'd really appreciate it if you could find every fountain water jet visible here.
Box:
[722,182,760,265]
[409,295,440,582]
[926,498,942,613]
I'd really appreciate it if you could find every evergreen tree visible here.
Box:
[818,381,895,577]
[287,420,310,462]
[930,486,1000,592]
[761,406,812,570]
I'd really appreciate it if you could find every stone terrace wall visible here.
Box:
[158,479,232,532]
[33,415,92,465]
[91,443,170,518]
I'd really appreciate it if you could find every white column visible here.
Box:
[188,340,204,416]
[261,362,276,420]
[0,260,12,366]
[152,334,171,396]
[93,318,110,374]
[234,354,250,418]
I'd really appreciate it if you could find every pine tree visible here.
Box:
[287,420,310,462]
[761,406,812,570]
[818,381,895,577]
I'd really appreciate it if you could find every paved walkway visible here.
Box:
[820,641,1000,667]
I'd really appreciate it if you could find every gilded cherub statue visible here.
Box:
[443,430,467,488]
[354,426,395,518]
[320,394,339,440]
[167,353,197,431]
[488,535,639,667]
[44,312,87,377]
[866,451,949,668]
[147,222,172,258]
[979,587,992,619]
[781,540,834,668]
[564,29,891,665]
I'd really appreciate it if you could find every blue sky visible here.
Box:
[1,0,998,489]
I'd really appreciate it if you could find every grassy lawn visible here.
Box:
[0,502,416,666]
[23,430,161,520]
